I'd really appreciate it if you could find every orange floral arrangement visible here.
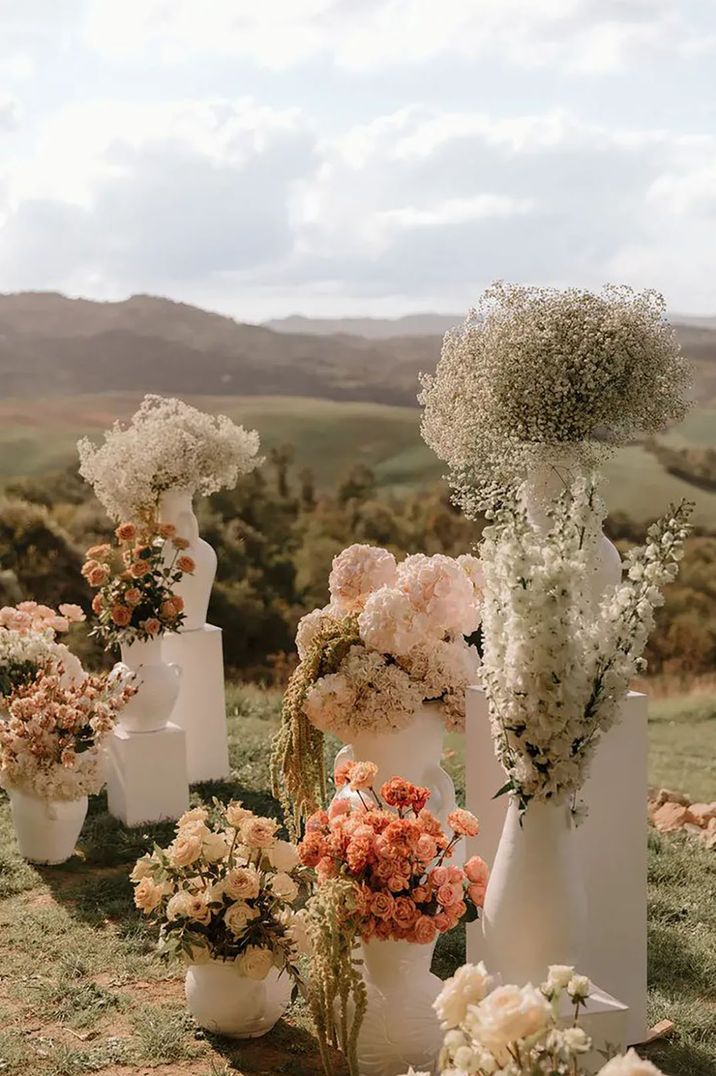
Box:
[84,520,195,648]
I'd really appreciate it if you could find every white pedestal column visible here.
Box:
[465,686,648,1046]
[106,722,189,827]
[557,987,629,1074]
[161,624,230,784]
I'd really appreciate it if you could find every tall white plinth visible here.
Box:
[466,686,648,1046]
[106,722,189,827]
[557,987,629,1074]
[161,624,230,784]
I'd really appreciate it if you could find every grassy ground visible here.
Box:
[0,685,714,1076]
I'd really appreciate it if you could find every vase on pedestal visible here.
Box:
[331,702,457,835]
[354,938,442,1076]
[482,798,587,985]
[115,637,181,734]
[158,488,217,631]
[8,787,88,865]
[185,960,292,1038]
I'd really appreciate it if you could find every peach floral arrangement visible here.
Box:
[84,520,195,648]
[0,666,135,800]
[0,601,86,699]
[300,761,487,1076]
[272,543,483,832]
[131,801,311,986]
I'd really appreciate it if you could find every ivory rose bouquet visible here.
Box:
[131,801,311,986]
[301,762,487,1076]
[84,521,194,648]
[0,601,86,699]
[272,544,483,831]
[0,667,135,800]
[428,961,666,1076]
[78,394,261,521]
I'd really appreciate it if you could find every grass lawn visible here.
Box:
[0,685,714,1076]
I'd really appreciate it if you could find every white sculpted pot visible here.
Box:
[482,799,587,985]
[356,938,443,1076]
[331,702,458,839]
[8,787,88,864]
[159,488,217,631]
[116,638,181,734]
[185,960,292,1038]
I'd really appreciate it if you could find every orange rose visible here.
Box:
[160,600,178,619]
[176,555,196,574]
[124,588,142,607]
[172,594,185,612]
[172,537,190,550]
[144,618,161,636]
[91,593,104,615]
[158,523,176,539]
[111,605,132,626]
[86,544,111,560]
[115,523,137,541]
[88,565,110,587]
[130,561,152,578]
[81,559,98,578]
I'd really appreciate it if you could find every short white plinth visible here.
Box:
[557,985,629,1073]
[161,624,230,784]
[465,686,648,1046]
[106,722,189,827]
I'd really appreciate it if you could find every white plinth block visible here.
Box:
[557,987,629,1074]
[465,686,648,1046]
[106,722,189,827]
[161,624,230,784]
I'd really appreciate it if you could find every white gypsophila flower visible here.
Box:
[434,961,490,1029]
[479,476,692,809]
[78,394,260,520]
[419,282,691,516]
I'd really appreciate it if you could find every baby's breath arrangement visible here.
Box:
[419,282,691,515]
[78,394,261,520]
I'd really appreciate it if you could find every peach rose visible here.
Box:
[160,600,178,619]
[370,892,395,919]
[172,594,185,612]
[88,565,110,587]
[431,865,449,887]
[348,761,378,791]
[241,816,279,848]
[158,523,176,539]
[437,883,462,907]
[86,544,112,560]
[110,605,132,627]
[172,537,190,550]
[414,915,437,944]
[447,808,480,837]
[225,801,251,828]
[116,522,138,541]
[91,594,104,615]
[468,883,487,908]
[177,555,196,574]
[133,877,165,913]
[415,833,438,862]
[130,560,152,578]
[124,588,142,607]
[434,912,452,932]
[144,618,161,636]
[465,855,489,885]
[170,831,203,867]
[334,759,353,788]
[393,896,419,929]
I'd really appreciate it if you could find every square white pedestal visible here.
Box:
[465,687,648,1045]
[106,722,189,827]
[558,986,629,1073]
[161,624,230,783]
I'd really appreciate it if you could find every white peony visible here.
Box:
[596,1050,666,1076]
[546,964,575,990]
[434,962,490,1029]
[238,945,275,981]
[466,983,552,1059]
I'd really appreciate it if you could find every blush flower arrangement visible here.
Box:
[78,394,261,521]
[0,601,86,699]
[272,544,483,832]
[479,478,692,813]
[0,667,136,800]
[131,801,311,986]
[419,282,691,516]
[300,760,487,1076]
[429,961,666,1076]
[84,521,195,649]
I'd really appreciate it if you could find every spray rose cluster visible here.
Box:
[298,544,483,737]
[85,520,195,648]
[0,601,86,699]
[299,760,488,945]
[0,667,135,800]
[131,801,311,983]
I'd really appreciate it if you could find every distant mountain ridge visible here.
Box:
[0,291,714,406]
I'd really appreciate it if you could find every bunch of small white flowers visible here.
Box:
[419,281,691,516]
[78,394,261,520]
[131,799,310,986]
[479,477,692,812]
[412,962,666,1076]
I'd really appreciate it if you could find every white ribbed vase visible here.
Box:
[8,787,87,865]
[330,702,458,842]
[159,488,217,631]
[355,938,442,1076]
[185,960,292,1038]
[116,637,181,734]
[482,799,587,985]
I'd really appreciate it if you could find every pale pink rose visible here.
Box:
[59,604,85,623]
[431,866,449,887]
[437,883,462,907]
[468,883,487,908]
[465,855,490,885]
[225,801,252,828]
[329,544,398,612]
[414,915,437,944]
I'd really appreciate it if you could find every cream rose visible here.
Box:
[241,816,279,848]
[179,806,209,827]
[203,831,230,863]
[170,831,203,867]
[185,892,212,925]
[546,964,575,990]
[166,890,194,920]
[224,902,258,937]
[130,856,154,882]
[269,840,300,872]
[434,961,490,1029]
[226,801,252,828]
[270,871,299,903]
[223,866,260,901]
[239,945,275,981]
[596,1050,666,1076]
[287,911,312,957]
[133,877,165,913]
[468,983,551,1057]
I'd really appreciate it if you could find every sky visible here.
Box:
[0,0,714,321]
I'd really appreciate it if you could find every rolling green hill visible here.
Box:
[1,393,715,527]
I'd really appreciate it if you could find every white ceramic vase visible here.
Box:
[355,938,442,1076]
[116,637,181,734]
[482,799,587,985]
[8,787,88,864]
[185,960,292,1038]
[331,701,458,835]
[159,488,217,631]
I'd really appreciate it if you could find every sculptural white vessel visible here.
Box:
[185,961,292,1038]
[159,489,217,631]
[8,788,87,865]
[117,638,182,734]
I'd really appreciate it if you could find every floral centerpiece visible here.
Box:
[419,282,691,516]
[131,801,311,1037]
[300,760,487,1076]
[78,394,261,521]
[429,961,666,1076]
[0,601,86,699]
[272,544,483,833]
[84,521,193,649]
